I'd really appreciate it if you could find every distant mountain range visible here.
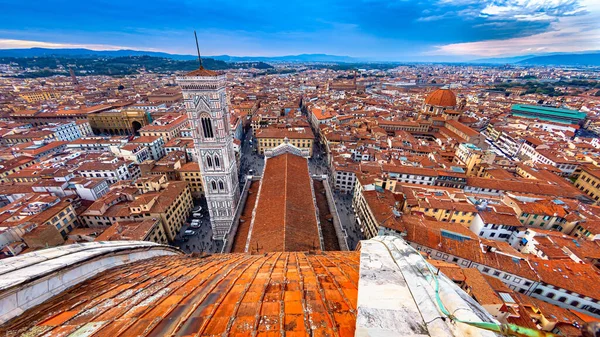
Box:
[516,52,600,66]
[472,51,600,66]
[0,47,198,60]
[0,47,598,66]
[0,48,361,63]
[210,54,361,63]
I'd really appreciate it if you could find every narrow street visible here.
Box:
[238,128,265,190]
[334,191,364,250]
[170,197,224,253]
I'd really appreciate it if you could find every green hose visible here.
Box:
[375,238,561,337]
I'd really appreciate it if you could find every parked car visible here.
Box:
[190,222,201,228]
[184,230,196,236]
[193,213,203,218]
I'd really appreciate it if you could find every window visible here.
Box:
[201,117,214,138]
[219,181,225,190]
[534,288,543,294]
[547,293,555,299]
[558,297,567,302]
[211,181,217,191]
[214,155,220,167]
[207,156,213,168]
[571,300,580,307]
[482,267,490,273]
[493,271,501,276]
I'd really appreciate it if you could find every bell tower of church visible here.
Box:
[176,35,240,239]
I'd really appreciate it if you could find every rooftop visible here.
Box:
[245,152,321,252]
[0,236,502,337]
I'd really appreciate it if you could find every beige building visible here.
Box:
[574,164,600,203]
[0,194,78,249]
[139,114,188,142]
[88,109,150,136]
[94,218,168,244]
[453,143,496,177]
[80,180,193,241]
[255,127,314,156]
[19,90,60,103]
[177,162,204,197]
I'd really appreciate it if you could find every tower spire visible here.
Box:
[194,30,203,69]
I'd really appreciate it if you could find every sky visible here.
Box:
[0,0,599,61]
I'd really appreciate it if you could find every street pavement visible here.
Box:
[171,197,224,253]
[334,191,364,250]
[308,139,329,176]
[238,128,265,189]
[309,138,362,250]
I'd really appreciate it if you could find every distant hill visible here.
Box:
[472,52,600,66]
[517,52,600,66]
[210,54,361,63]
[0,47,197,60]
[0,48,359,63]
[0,55,273,78]
[471,55,536,64]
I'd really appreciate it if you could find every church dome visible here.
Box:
[424,88,457,107]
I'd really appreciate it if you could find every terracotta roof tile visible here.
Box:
[0,252,360,336]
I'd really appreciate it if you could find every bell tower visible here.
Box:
[176,33,240,239]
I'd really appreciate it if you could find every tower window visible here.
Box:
[211,181,217,191]
[206,156,213,168]
[214,155,220,167]
[219,181,225,190]
[201,117,214,138]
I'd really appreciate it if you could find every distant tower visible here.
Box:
[176,32,240,239]
[69,67,78,85]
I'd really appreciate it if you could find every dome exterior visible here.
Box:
[424,88,457,107]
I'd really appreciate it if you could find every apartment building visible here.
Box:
[139,114,188,142]
[574,164,600,202]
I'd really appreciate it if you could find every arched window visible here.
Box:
[219,181,225,190]
[211,181,217,191]
[547,293,555,299]
[206,156,213,168]
[214,155,220,167]
[558,297,567,303]
[571,300,580,307]
[201,117,214,138]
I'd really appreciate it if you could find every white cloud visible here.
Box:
[428,0,600,57]
[430,25,600,56]
[0,39,141,51]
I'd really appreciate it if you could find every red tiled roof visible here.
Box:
[425,88,456,107]
[186,66,219,77]
[248,153,320,253]
[0,252,360,336]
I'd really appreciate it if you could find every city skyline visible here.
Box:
[0,0,599,61]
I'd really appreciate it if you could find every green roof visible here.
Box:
[511,104,587,120]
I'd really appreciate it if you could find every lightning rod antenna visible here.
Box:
[194,30,203,69]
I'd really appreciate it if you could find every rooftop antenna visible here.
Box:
[194,30,203,69]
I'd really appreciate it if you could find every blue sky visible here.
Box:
[0,0,599,61]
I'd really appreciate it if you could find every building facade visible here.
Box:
[177,67,240,239]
